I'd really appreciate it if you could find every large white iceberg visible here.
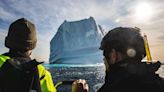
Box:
[49,17,103,64]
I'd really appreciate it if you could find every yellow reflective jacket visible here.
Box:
[0,55,57,92]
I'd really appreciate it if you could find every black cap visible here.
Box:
[5,18,37,51]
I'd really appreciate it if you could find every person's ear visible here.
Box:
[111,49,117,63]
[107,49,117,64]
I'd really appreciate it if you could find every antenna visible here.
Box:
[143,33,152,63]
[98,25,105,36]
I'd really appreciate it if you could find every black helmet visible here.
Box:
[5,18,37,51]
[100,27,146,60]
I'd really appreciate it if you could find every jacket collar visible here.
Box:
[105,58,161,86]
[3,51,31,59]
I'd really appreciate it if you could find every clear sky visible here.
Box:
[0,0,164,62]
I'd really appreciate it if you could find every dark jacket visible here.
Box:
[0,51,41,92]
[98,59,164,92]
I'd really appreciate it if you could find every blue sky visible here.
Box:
[0,0,164,62]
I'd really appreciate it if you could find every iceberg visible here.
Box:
[49,17,104,64]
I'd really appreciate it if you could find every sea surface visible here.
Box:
[44,64,164,92]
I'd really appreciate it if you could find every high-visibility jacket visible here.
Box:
[0,55,57,92]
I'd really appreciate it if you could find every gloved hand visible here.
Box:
[149,61,161,72]
[72,79,89,92]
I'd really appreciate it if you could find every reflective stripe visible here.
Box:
[38,65,57,92]
[0,55,10,68]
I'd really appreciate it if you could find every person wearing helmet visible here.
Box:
[0,18,56,92]
[97,27,164,92]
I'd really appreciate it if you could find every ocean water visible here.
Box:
[44,64,164,92]
[45,64,105,92]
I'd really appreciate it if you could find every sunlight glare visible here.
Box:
[135,2,153,21]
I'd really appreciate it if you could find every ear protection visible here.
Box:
[126,48,136,58]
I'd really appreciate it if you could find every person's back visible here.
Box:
[0,52,41,92]
[0,18,56,92]
[98,27,164,92]
[99,59,164,92]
